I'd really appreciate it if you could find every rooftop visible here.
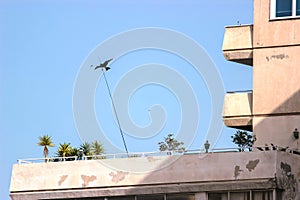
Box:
[10,149,300,199]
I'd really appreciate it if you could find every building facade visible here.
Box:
[222,0,300,149]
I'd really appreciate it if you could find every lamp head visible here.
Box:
[293,128,299,139]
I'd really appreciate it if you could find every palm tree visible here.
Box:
[80,142,92,156]
[68,147,79,161]
[91,140,105,155]
[69,147,78,157]
[57,143,72,161]
[37,135,55,161]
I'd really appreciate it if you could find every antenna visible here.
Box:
[97,60,129,156]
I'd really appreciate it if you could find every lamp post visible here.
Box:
[293,128,299,139]
[78,148,84,160]
[204,140,210,153]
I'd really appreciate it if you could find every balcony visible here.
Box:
[222,91,253,131]
[222,25,253,66]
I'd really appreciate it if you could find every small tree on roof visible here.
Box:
[56,143,72,158]
[158,134,185,152]
[231,130,255,152]
[91,140,105,155]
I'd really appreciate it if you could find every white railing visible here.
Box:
[17,148,241,164]
[18,156,78,164]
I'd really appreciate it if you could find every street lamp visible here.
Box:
[204,140,210,153]
[293,128,299,139]
[78,148,84,160]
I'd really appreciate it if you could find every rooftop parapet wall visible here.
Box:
[11,151,280,193]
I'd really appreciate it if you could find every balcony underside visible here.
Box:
[223,117,253,131]
[223,49,253,66]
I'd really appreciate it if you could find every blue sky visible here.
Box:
[0,1,253,199]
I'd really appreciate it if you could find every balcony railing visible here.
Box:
[222,91,253,131]
[17,146,300,165]
[17,148,240,164]
[222,24,253,66]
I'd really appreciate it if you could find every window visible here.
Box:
[297,0,300,15]
[137,194,165,200]
[109,197,135,200]
[270,0,300,18]
[252,190,273,200]
[276,0,292,17]
[208,193,228,200]
[166,194,195,200]
[208,192,250,200]
[137,194,195,200]
[230,192,250,200]
[208,190,274,200]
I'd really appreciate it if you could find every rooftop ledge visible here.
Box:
[10,150,300,199]
[222,24,253,66]
[17,148,240,164]
[16,147,300,165]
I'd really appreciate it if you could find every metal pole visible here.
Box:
[102,70,129,156]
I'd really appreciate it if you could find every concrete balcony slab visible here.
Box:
[222,92,253,131]
[222,25,253,66]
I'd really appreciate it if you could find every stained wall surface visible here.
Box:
[11,151,295,199]
[252,0,300,148]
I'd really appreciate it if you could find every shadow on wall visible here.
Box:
[253,88,300,149]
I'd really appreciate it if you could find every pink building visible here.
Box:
[222,0,300,149]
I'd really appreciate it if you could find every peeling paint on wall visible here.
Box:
[246,159,260,172]
[234,165,243,180]
[277,162,298,200]
[109,171,129,183]
[81,175,97,187]
[234,159,259,180]
[58,175,68,186]
[147,157,161,162]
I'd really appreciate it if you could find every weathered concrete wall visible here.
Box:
[253,46,300,115]
[254,115,300,148]
[10,152,276,192]
[252,46,300,149]
[10,151,280,199]
[276,152,300,200]
[251,0,300,149]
